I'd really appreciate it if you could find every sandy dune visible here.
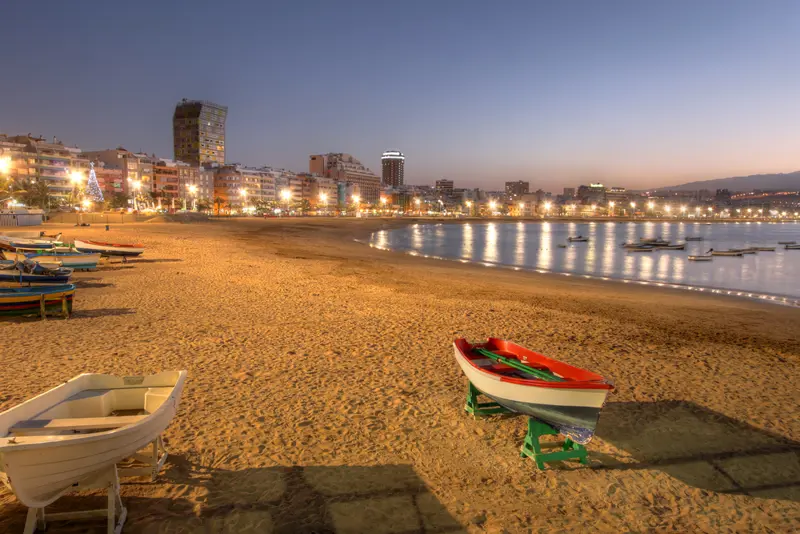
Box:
[0,218,798,533]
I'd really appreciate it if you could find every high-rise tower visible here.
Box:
[381,150,404,188]
[173,99,228,166]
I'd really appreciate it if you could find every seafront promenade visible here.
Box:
[1,218,798,532]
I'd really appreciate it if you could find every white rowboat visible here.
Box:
[0,371,187,509]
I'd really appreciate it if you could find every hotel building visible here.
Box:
[173,99,228,166]
[381,150,404,188]
[4,135,89,200]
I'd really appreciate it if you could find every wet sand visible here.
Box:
[1,217,798,533]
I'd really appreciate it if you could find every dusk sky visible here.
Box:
[2,1,799,191]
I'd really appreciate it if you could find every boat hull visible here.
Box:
[453,341,612,444]
[3,250,101,270]
[73,239,143,257]
[0,285,75,317]
[0,371,186,508]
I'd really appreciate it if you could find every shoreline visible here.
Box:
[2,218,798,532]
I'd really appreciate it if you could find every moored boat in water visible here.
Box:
[711,250,743,256]
[74,239,144,257]
[567,236,588,242]
[786,244,800,250]
[453,338,613,444]
[688,255,713,261]
[778,241,796,245]
[685,236,704,241]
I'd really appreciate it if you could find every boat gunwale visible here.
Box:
[454,338,613,390]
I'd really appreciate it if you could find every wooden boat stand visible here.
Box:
[23,465,126,534]
[465,381,588,470]
[20,437,166,533]
[38,293,70,320]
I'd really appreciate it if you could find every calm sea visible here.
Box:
[368,221,800,306]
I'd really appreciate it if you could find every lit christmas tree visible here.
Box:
[85,162,104,202]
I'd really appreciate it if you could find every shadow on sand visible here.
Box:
[1,461,464,534]
[128,258,183,264]
[72,281,114,289]
[70,308,135,319]
[594,401,800,501]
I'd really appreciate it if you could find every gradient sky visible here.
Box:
[1,1,799,191]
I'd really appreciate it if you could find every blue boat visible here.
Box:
[0,260,73,283]
[0,236,56,251]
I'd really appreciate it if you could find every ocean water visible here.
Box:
[368,221,800,305]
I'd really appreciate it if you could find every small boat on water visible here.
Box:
[658,244,685,250]
[778,241,797,245]
[74,239,144,257]
[711,250,743,257]
[688,255,713,261]
[786,244,800,250]
[755,247,776,252]
[0,284,75,318]
[0,260,73,283]
[685,236,704,241]
[453,338,614,444]
[627,247,654,252]
[567,236,588,242]
[3,250,102,270]
[0,371,187,509]
[731,248,757,255]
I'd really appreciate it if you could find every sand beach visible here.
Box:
[1,217,798,533]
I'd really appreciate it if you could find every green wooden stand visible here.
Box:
[520,418,587,470]
[464,382,511,416]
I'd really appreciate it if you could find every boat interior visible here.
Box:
[6,387,172,437]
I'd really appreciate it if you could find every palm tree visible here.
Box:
[213,196,225,216]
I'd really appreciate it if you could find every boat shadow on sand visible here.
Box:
[0,461,465,534]
[593,400,800,502]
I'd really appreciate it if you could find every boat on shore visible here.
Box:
[711,250,744,257]
[3,250,102,270]
[0,260,73,283]
[453,338,613,444]
[74,239,144,257]
[567,236,588,242]
[0,371,187,508]
[0,284,75,318]
[688,255,713,261]
[0,236,56,252]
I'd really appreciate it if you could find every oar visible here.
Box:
[474,348,564,382]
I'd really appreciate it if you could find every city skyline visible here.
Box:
[2,2,799,191]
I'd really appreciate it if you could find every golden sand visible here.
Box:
[1,218,798,533]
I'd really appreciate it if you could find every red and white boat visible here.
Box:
[73,239,144,257]
[454,338,614,443]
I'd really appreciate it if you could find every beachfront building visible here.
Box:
[4,135,89,201]
[309,153,381,204]
[0,135,31,183]
[381,150,404,187]
[212,164,276,212]
[92,162,125,198]
[435,179,454,195]
[173,99,228,166]
[84,148,155,201]
[505,180,529,198]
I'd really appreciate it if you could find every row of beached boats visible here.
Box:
[0,232,145,320]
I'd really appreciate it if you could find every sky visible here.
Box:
[1,1,799,191]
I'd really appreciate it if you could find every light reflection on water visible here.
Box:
[369,221,800,300]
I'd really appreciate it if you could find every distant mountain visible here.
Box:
[662,171,800,192]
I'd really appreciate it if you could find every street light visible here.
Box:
[380,196,388,215]
[352,194,360,216]
[239,188,248,214]
[648,201,655,214]
[0,156,10,174]
[518,202,525,216]
[543,201,552,217]
[665,205,672,214]
[489,200,497,214]
[188,184,198,211]
[609,201,616,217]
[319,192,328,215]
[132,180,142,211]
